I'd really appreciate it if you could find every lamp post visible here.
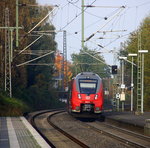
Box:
[119,56,127,111]
[138,50,148,114]
[128,53,137,112]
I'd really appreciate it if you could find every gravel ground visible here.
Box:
[51,112,131,148]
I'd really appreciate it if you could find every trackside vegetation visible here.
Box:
[119,15,150,111]
[0,0,66,116]
[0,93,28,116]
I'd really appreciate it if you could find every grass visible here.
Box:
[0,94,28,116]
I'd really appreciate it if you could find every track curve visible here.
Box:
[29,109,89,148]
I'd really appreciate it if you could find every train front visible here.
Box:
[71,72,104,115]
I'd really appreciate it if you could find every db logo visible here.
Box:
[86,96,90,100]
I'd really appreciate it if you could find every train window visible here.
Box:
[79,79,97,94]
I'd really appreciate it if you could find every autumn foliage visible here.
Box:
[54,51,72,87]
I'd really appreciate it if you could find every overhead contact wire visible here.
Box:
[61,0,97,30]
[85,6,125,42]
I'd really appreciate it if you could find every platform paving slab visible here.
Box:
[0,117,9,148]
[104,112,150,127]
[0,117,51,148]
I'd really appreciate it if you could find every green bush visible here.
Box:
[0,94,28,116]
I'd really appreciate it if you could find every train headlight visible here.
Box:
[76,106,80,111]
[95,94,98,100]
[95,107,100,111]
[78,94,82,99]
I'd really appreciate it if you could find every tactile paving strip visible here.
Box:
[11,117,40,148]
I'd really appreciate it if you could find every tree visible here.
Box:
[0,0,64,110]
[53,51,73,90]
[118,15,150,111]
[71,47,110,78]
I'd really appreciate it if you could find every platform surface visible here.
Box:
[104,111,150,127]
[0,117,50,148]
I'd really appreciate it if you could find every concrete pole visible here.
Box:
[141,54,144,114]
[128,53,137,111]
[121,60,125,111]
[131,56,134,111]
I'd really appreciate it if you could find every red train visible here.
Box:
[68,72,104,118]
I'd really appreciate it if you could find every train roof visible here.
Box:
[75,72,102,80]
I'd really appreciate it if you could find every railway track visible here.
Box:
[29,110,89,148]
[85,121,150,148]
[29,109,56,147]
[28,110,150,148]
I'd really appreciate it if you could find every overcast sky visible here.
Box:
[37,0,150,65]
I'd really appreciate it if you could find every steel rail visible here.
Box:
[103,122,150,142]
[84,122,150,148]
[28,109,89,148]
[47,111,90,148]
[29,109,59,148]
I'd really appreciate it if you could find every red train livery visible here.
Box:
[68,72,104,116]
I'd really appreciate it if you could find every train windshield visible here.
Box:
[79,79,97,94]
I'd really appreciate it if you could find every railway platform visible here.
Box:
[0,117,50,148]
[104,111,150,135]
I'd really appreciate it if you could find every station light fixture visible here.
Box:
[119,56,127,60]
[138,50,148,53]
[128,53,137,57]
